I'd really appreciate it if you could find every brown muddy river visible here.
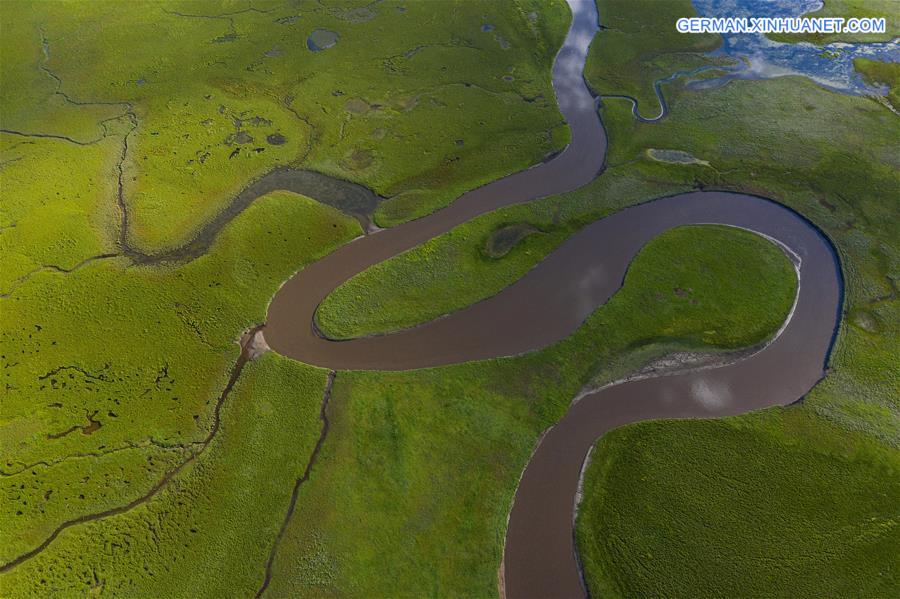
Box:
[264,0,842,597]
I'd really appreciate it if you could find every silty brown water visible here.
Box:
[262,1,842,596]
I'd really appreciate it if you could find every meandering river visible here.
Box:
[264,1,842,596]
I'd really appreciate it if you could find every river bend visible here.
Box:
[263,1,842,597]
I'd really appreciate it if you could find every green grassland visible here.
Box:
[570,0,900,595]
[2,351,333,597]
[576,409,900,598]
[0,133,121,293]
[2,0,899,596]
[0,189,361,568]
[1,0,570,257]
[768,0,900,44]
[855,57,900,110]
[260,225,796,597]
[584,0,723,115]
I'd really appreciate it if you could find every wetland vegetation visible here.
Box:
[2,0,897,597]
[258,224,798,597]
[854,57,900,110]
[571,1,900,596]
[584,0,722,116]
[2,0,573,590]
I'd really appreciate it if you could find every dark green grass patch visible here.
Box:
[483,222,540,258]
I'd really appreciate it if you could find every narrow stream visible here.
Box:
[263,1,842,597]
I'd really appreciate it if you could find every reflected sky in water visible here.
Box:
[690,0,899,96]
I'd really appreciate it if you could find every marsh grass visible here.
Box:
[576,410,900,598]
[263,225,797,597]
[1,0,571,254]
[584,0,721,111]
[2,0,898,595]
[854,57,900,110]
[0,192,361,567]
[572,2,900,594]
[1,352,333,596]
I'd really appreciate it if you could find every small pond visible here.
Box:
[307,28,339,52]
